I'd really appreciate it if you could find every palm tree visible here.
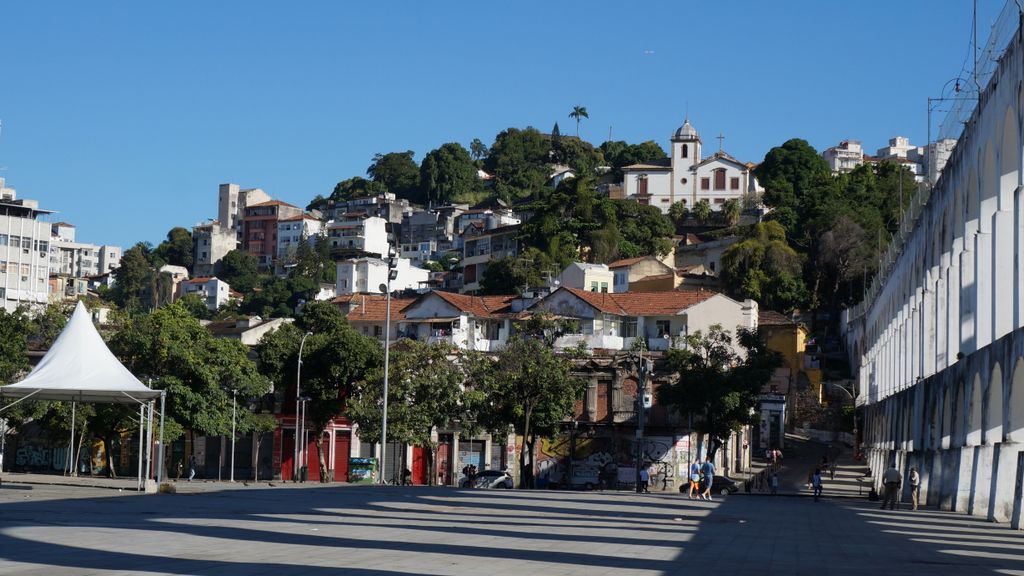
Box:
[569,105,589,137]
[693,199,712,224]
[722,199,741,226]
[470,138,488,161]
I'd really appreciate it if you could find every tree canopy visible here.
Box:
[657,325,782,461]
[720,221,807,313]
[419,142,482,205]
[367,151,420,202]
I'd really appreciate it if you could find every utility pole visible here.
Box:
[634,353,650,493]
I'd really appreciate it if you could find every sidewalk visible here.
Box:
[743,432,872,499]
[0,471,336,494]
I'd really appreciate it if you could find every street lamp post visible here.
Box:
[230,388,237,483]
[633,353,650,493]
[295,331,313,483]
[379,232,398,484]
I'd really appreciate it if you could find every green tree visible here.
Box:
[479,254,545,295]
[217,249,260,294]
[720,221,807,313]
[569,105,589,137]
[668,201,689,227]
[419,142,482,205]
[0,306,32,383]
[469,337,585,488]
[367,151,420,202]
[153,227,194,271]
[177,293,211,320]
[110,243,156,310]
[348,341,465,485]
[108,302,270,473]
[469,138,489,161]
[721,199,741,227]
[256,302,381,481]
[599,140,667,178]
[692,199,712,224]
[484,127,552,202]
[657,325,782,462]
[753,138,831,237]
[331,176,388,203]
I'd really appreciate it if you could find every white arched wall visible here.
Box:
[987,363,1005,443]
[962,166,980,355]
[1010,358,1024,442]
[995,107,1019,340]
[968,374,984,445]
[976,141,996,349]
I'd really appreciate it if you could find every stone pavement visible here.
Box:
[2,477,1024,575]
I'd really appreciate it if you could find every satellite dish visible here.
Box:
[379,284,388,293]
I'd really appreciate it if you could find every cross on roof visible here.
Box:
[716,132,725,153]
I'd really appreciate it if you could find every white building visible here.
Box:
[335,257,429,295]
[48,222,122,280]
[530,287,758,354]
[327,214,389,258]
[400,240,437,267]
[822,140,865,174]
[556,262,614,293]
[876,136,926,182]
[276,214,324,261]
[621,118,763,214]
[178,276,234,311]
[0,179,52,311]
[192,220,238,277]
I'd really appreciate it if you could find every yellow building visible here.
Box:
[758,311,823,400]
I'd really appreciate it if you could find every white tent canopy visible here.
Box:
[0,301,161,404]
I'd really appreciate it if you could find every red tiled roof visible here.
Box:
[187,276,215,284]
[247,199,301,209]
[278,213,318,222]
[430,291,516,318]
[561,287,718,316]
[759,310,796,326]
[333,293,415,322]
[607,256,646,269]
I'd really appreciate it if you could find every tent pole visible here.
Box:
[137,404,144,492]
[157,391,166,484]
[67,402,76,476]
[145,401,154,483]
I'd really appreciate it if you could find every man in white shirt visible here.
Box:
[909,467,921,511]
[880,464,902,510]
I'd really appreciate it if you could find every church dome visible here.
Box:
[673,119,700,141]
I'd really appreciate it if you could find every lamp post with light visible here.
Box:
[295,331,313,483]
[379,227,398,484]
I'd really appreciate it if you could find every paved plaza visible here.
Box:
[2,476,1024,576]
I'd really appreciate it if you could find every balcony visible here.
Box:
[553,334,626,351]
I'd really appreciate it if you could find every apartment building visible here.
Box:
[241,200,303,269]
[0,179,53,311]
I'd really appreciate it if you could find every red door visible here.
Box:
[436,442,452,486]
[334,432,351,482]
[305,436,320,482]
[411,446,427,485]
[282,432,296,482]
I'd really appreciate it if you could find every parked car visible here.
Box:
[679,474,739,496]
[461,469,514,489]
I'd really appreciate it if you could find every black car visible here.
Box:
[679,474,739,496]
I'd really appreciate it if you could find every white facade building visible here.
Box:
[327,214,389,258]
[48,221,122,280]
[178,276,234,311]
[822,140,865,174]
[556,262,614,293]
[276,214,324,261]
[0,179,52,311]
[335,257,429,295]
[621,119,763,214]
[192,220,238,277]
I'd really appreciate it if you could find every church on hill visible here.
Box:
[621,118,763,214]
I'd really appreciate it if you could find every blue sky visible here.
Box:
[0,1,1007,249]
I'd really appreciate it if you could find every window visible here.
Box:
[714,198,725,204]
[730,177,740,190]
[591,281,599,292]
[622,317,637,338]
[8,235,19,247]
[600,282,608,293]
[681,144,688,158]
[655,320,671,337]
[374,325,382,337]
[709,261,716,272]
[661,198,670,203]
[637,176,648,195]
[0,235,6,245]
[713,169,726,190]
[700,178,710,190]
[362,326,369,335]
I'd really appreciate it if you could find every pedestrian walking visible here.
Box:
[188,454,196,482]
[909,466,921,511]
[688,461,701,499]
[880,463,902,510]
[701,459,716,500]
[770,471,779,495]
[175,461,183,482]
[639,467,650,493]
[812,468,823,501]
